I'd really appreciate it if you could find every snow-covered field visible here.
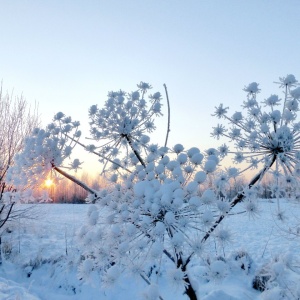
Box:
[0,200,300,299]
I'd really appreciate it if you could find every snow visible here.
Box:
[0,200,300,299]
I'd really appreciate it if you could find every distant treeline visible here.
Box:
[46,172,107,203]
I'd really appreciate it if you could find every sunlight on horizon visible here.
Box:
[45,178,54,188]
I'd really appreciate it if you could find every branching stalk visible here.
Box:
[0,202,15,229]
[66,134,132,173]
[183,154,276,269]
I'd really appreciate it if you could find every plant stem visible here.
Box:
[139,274,165,300]
[0,202,15,229]
[66,134,132,173]
[183,154,276,269]
[163,84,171,148]
[125,135,146,167]
[53,166,96,196]
[177,254,197,300]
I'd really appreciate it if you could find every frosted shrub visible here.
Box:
[230,250,253,274]
[2,240,13,260]
[208,260,228,281]
[253,252,300,299]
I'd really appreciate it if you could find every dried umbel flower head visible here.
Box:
[212,74,300,181]
[77,144,229,296]
[88,82,163,172]
[7,115,82,187]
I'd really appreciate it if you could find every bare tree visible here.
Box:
[0,84,39,229]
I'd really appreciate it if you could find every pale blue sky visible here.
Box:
[1,0,300,173]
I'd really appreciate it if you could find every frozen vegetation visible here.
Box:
[1,75,300,299]
[0,201,300,299]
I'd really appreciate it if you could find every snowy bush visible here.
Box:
[1,241,13,260]
[253,252,300,299]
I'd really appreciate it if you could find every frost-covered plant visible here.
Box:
[87,82,163,172]
[5,113,94,194]
[212,74,300,214]
[6,81,247,299]
[1,240,13,260]
[77,145,232,299]
[253,252,300,299]
[7,83,164,196]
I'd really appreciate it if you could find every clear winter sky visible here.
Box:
[1,0,300,175]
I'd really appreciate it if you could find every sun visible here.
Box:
[45,179,53,187]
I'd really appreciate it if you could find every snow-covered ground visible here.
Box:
[0,200,300,299]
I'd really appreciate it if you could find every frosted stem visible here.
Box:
[125,135,146,167]
[183,155,276,269]
[163,84,171,148]
[53,165,96,196]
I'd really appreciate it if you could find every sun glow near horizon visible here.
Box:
[45,178,54,188]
